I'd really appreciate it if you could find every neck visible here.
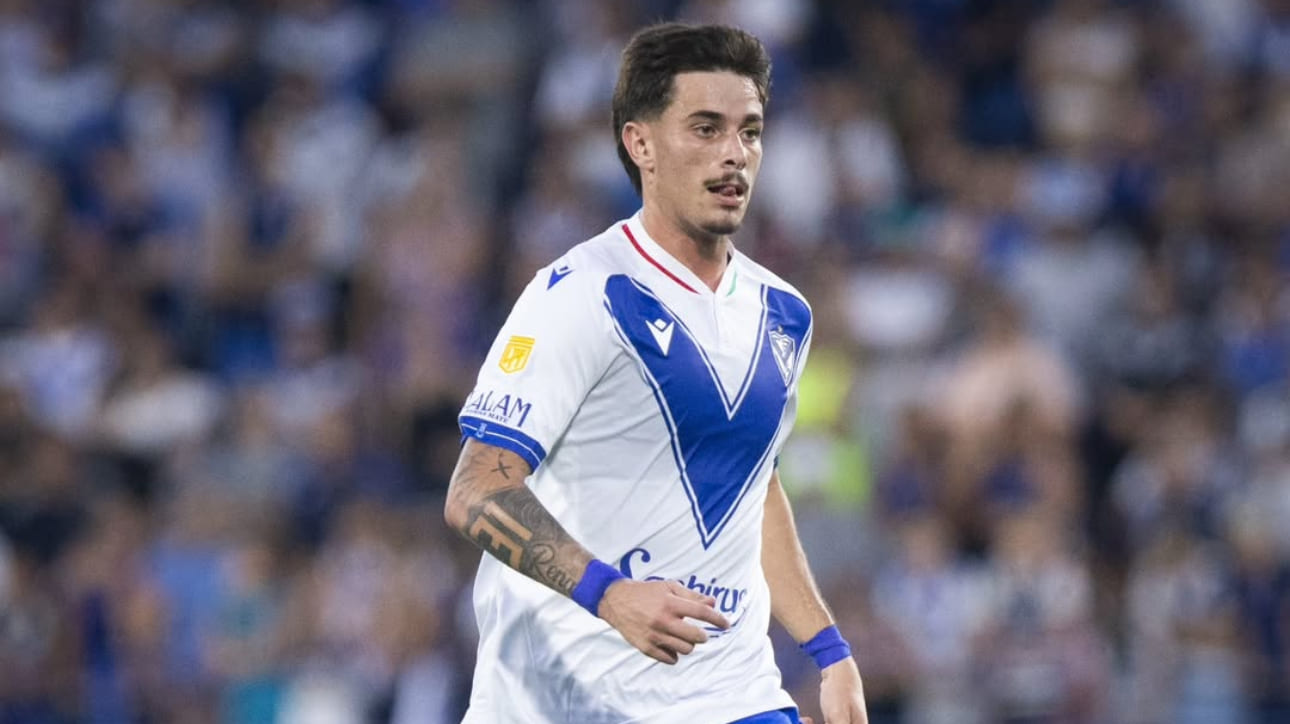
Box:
[639,204,730,292]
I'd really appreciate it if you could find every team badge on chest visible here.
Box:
[768,327,796,384]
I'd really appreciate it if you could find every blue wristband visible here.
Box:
[571,559,626,617]
[801,625,851,670]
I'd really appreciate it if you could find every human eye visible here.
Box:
[741,127,762,142]
[694,124,718,138]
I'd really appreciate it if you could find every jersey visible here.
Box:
[457,212,813,724]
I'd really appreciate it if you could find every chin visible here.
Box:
[701,221,740,236]
[700,211,745,237]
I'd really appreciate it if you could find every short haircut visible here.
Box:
[612,23,771,195]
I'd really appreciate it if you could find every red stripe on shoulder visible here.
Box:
[622,224,699,294]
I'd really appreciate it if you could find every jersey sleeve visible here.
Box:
[458,264,613,471]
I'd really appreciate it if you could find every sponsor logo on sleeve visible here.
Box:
[464,389,534,429]
[498,335,535,374]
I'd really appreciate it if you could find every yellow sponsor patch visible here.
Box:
[498,335,535,374]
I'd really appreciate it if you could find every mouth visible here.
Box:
[706,179,748,208]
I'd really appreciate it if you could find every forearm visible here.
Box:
[445,442,726,665]
[764,471,869,720]
[445,439,593,597]
[761,470,836,643]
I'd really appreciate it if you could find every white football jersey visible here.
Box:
[458,213,812,724]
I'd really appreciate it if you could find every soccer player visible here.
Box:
[445,22,869,724]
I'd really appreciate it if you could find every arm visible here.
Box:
[762,470,868,724]
[444,439,591,595]
[444,438,729,663]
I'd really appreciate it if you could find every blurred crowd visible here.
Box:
[1,0,1289,722]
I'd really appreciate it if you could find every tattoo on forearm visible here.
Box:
[460,483,587,596]
[491,454,513,479]
[467,500,533,568]
[448,444,498,505]
[528,543,577,593]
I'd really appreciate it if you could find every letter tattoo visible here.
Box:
[466,500,533,568]
[460,486,589,597]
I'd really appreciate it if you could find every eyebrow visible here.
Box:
[685,110,764,125]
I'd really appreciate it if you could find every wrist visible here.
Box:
[820,655,860,678]
[571,559,626,617]
[800,624,852,670]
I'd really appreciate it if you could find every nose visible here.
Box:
[721,131,747,170]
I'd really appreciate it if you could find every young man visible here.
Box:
[445,22,869,724]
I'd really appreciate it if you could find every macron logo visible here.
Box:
[547,263,573,289]
[648,318,674,356]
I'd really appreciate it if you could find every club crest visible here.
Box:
[768,327,796,384]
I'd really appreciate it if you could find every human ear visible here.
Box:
[622,121,654,176]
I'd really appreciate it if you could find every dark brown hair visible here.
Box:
[612,23,771,195]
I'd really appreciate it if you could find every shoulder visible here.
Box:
[734,250,811,314]
[528,221,633,300]
[506,221,637,330]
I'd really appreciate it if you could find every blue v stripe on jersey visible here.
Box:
[459,415,548,470]
[603,275,811,548]
[728,707,802,723]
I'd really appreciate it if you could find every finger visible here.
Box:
[650,631,697,656]
[674,598,731,630]
[660,618,710,646]
[645,642,679,665]
[670,582,718,608]
[800,718,814,724]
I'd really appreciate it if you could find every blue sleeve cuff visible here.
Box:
[459,416,547,471]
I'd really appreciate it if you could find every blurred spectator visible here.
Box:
[0,548,79,723]
[1,281,117,440]
[934,289,1081,547]
[0,18,117,159]
[1095,257,1210,394]
[96,324,223,459]
[0,130,58,327]
[974,509,1110,723]
[354,123,491,406]
[1215,248,1290,397]
[205,530,289,724]
[1025,0,1139,153]
[1111,388,1244,547]
[258,0,381,94]
[259,278,361,447]
[1226,497,1290,722]
[1124,523,1251,724]
[192,388,298,506]
[871,515,991,724]
[1005,230,1142,367]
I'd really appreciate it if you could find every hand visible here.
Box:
[815,657,868,724]
[597,579,731,664]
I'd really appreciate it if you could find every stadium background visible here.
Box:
[1,0,1289,722]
